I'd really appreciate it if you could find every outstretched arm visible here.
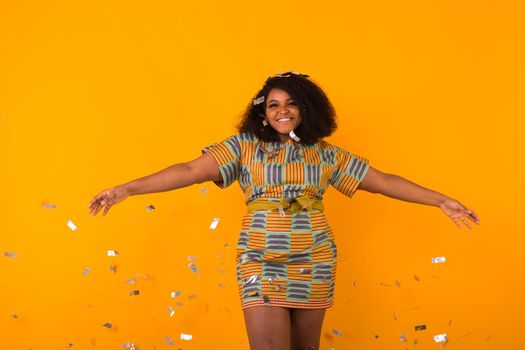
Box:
[358,166,480,228]
[88,153,221,216]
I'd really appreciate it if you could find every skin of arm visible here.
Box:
[358,166,449,207]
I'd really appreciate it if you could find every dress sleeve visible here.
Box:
[201,134,241,189]
[330,146,370,198]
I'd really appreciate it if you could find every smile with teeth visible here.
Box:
[276,117,292,122]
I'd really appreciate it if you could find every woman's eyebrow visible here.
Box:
[268,98,295,103]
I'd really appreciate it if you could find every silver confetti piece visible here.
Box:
[122,342,136,350]
[400,333,407,342]
[209,217,220,230]
[218,283,225,289]
[298,268,311,274]
[136,273,148,279]
[181,333,193,341]
[164,336,174,346]
[200,187,208,195]
[146,204,155,212]
[171,291,182,298]
[289,130,301,142]
[244,274,261,285]
[107,250,119,256]
[332,328,344,337]
[434,333,448,343]
[188,263,199,273]
[253,96,265,105]
[42,203,56,209]
[188,255,198,262]
[3,251,17,258]
[175,301,184,307]
[168,306,175,317]
[66,219,77,231]
[126,277,137,285]
[110,264,117,273]
[129,290,140,296]
[102,322,112,328]
[188,294,198,300]
[432,256,446,263]
[82,267,91,276]
[415,324,426,331]
[278,204,285,218]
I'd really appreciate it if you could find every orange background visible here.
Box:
[1,1,523,349]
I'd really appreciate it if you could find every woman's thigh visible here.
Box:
[243,306,291,350]
[290,308,326,350]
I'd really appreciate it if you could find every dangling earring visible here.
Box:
[262,119,268,126]
[259,113,268,126]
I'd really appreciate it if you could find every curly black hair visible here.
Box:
[237,72,338,145]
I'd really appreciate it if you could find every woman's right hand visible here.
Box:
[88,185,130,216]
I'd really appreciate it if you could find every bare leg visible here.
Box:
[243,306,291,350]
[290,308,326,350]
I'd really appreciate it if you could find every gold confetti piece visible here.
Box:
[332,329,344,337]
[188,255,197,262]
[414,274,420,282]
[90,337,96,346]
[414,338,418,345]
[298,268,311,274]
[353,280,357,287]
[11,314,18,319]
[168,306,175,317]
[66,342,74,349]
[434,333,448,342]
[224,243,229,248]
[400,333,407,343]
[188,294,198,300]
[181,333,192,341]
[129,290,140,296]
[218,283,225,289]
[66,219,77,231]
[449,320,452,326]
[3,251,17,258]
[394,312,398,320]
[379,282,391,287]
[146,205,155,212]
[373,333,379,339]
[200,187,208,195]
[188,263,199,273]
[126,278,137,285]
[42,203,56,209]
[107,250,119,256]
[110,264,117,273]
[209,217,220,230]
[164,336,174,346]
[171,291,182,298]
[395,280,401,288]
[82,267,91,276]
[415,324,426,331]
[136,273,148,279]
[175,301,184,307]
[102,322,112,328]
[486,335,493,342]
[432,256,446,263]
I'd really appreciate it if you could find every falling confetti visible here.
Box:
[414,274,420,282]
[218,283,225,289]
[90,338,96,346]
[188,256,197,262]
[332,329,344,337]
[146,205,155,212]
[107,250,119,256]
[42,203,56,209]
[394,312,398,320]
[209,217,220,230]
[200,187,208,195]
[415,324,427,331]
[432,256,446,264]
[171,291,182,298]
[66,342,74,349]
[181,333,193,341]
[164,336,174,346]
[66,219,77,231]
[102,322,112,328]
[129,290,140,296]
[11,314,18,319]
[110,264,117,273]
[400,333,408,343]
[3,251,17,258]
[122,342,136,350]
[278,204,286,218]
[244,275,261,285]
[168,306,175,317]
[82,267,91,276]
[434,333,448,343]
[394,280,401,288]
[188,294,198,300]
[188,263,199,273]
[379,282,391,287]
[126,278,137,285]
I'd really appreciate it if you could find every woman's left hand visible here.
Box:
[438,198,480,229]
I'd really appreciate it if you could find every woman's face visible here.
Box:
[265,88,302,141]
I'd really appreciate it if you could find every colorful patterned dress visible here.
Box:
[202,132,370,309]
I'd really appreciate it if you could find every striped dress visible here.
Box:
[202,132,369,309]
